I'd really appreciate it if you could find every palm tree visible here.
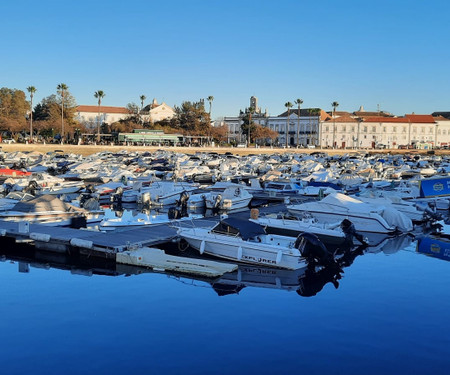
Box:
[57,83,68,142]
[207,96,214,116]
[94,90,105,142]
[140,95,146,111]
[248,106,255,146]
[284,102,293,147]
[139,95,146,124]
[331,101,339,148]
[294,99,303,147]
[26,86,37,141]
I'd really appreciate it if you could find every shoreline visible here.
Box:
[0,143,445,157]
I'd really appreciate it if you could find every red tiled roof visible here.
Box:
[363,116,410,123]
[404,114,436,123]
[77,105,130,114]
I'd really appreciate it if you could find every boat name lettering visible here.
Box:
[242,255,276,265]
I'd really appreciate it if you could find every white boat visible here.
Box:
[250,214,346,245]
[353,190,425,222]
[178,217,306,270]
[0,191,35,211]
[99,210,201,231]
[0,194,89,226]
[204,186,253,211]
[287,193,413,233]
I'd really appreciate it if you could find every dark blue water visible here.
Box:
[1,239,449,375]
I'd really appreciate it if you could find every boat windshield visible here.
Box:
[211,221,240,237]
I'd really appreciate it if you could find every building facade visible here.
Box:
[76,105,130,129]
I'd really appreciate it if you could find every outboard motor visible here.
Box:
[214,194,222,209]
[24,180,39,196]
[294,232,335,266]
[340,219,367,245]
[111,186,124,205]
[177,191,189,217]
[168,207,182,220]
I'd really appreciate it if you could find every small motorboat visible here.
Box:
[250,213,346,245]
[178,217,309,270]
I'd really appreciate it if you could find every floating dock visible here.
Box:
[0,218,219,258]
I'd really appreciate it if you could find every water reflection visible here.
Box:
[417,235,450,262]
[0,232,417,299]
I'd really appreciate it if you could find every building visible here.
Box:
[223,96,269,143]
[141,99,176,123]
[76,105,130,129]
[273,108,328,146]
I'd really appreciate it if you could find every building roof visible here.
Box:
[354,111,392,118]
[433,115,450,121]
[278,108,328,119]
[77,105,129,114]
[362,116,410,123]
[404,114,436,123]
[324,115,358,123]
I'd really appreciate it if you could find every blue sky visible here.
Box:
[2,0,450,118]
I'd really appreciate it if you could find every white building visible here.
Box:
[141,98,176,123]
[76,105,130,130]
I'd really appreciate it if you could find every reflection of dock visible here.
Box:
[0,218,217,256]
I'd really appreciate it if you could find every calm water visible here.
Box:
[0,237,449,375]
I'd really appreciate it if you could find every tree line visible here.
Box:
[0,86,277,145]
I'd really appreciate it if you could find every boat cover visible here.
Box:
[221,217,266,240]
[11,194,84,213]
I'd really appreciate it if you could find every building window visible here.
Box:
[393,127,397,132]
[412,127,417,133]
[364,126,367,132]
[342,126,346,132]
[372,126,376,132]
[325,126,329,132]
[383,127,386,132]
[421,127,425,133]
[352,126,355,132]
[402,127,406,133]
[429,128,434,134]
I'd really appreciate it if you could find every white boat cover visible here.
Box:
[318,193,413,232]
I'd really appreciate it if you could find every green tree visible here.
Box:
[57,83,68,142]
[240,107,257,144]
[294,98,303,147]
[331,101,339,148]
[171,101,211,136]
[27,86,37,139]
[94,90,105,141]
[284,102,293,147]
[33,93,78,139]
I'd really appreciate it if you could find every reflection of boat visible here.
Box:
[211,265,308,295]
[364,234,415,254]
[178,217,306,270]
[416,236,450,262]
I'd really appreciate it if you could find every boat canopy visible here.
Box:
[11,194,84,213]
[212,217,266,240]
